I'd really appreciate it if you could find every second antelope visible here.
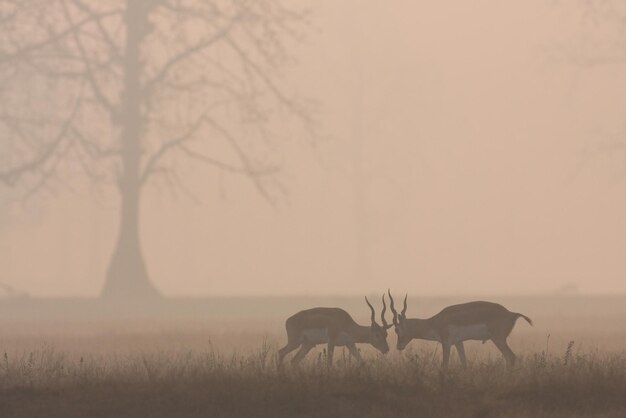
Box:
[387,290,532,368]
[278,296,392,366]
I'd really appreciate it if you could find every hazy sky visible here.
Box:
[2,0,626,297]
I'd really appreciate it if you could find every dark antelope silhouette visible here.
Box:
[278,295,393,366]
[387,290,532,368]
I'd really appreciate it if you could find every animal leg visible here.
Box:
[327,342,335,366]
[278,341,300,366]
[492,337,516,367]
[442,342,451,369]
[291,342,315,366]
[455,342,467,368]
[347,342,363,363]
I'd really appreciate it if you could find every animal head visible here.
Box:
[364,294,393,354]
[387,289,411,350]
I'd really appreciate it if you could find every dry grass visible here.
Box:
[0,341,624,418]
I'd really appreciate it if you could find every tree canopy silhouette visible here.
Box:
[0,0,313,299]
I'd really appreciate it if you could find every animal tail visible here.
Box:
[514,312,533,326]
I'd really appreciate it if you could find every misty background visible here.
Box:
[1,0,625,299]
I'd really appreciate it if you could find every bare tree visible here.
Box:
[0,0,313,300]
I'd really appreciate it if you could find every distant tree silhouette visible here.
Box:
[0,0,313,300]
[567,1,626,169]
[573,0,626,66]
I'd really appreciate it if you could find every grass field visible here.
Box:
[0,295,624,417]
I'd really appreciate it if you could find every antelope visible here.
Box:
[278,295,393,366]
[387,290,532,368]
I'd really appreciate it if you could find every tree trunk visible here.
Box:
[102,185,160,300]
[101,1,160,300]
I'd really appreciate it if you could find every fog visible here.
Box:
[2,0,625,298]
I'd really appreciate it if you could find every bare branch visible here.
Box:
[0,8,123,64]
[140,112,209,185]
[0,80,86,186]
[178,143,279,175]
[72,126,120,159]
[143,14,241,95]
[203,114,284,206]
[22,135,74,200]
[226,36,313,125]
[71,0,122,60]
[60,0,115,114]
